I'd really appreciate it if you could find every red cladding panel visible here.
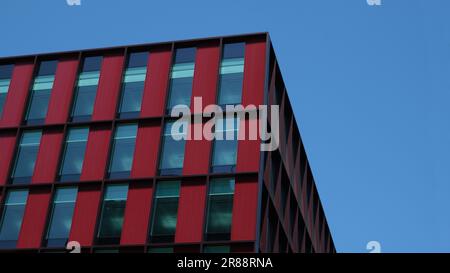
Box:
[190,43,220,112]
[0,132,16,185]
[236,117,261,173]
[175,180,207,243]
[140,48,172,118]
[231,176,259,241]
[17,188,52,249]
[241,39,266,106]
[80,126,111,181]
[92,54,125,121]
[46,58,79,125]
[0,62,34,128]
[32,129,64,184]
[182,121,211,175]
[131,122,161,178]
[120,184,153,245]
[69,185,101,247]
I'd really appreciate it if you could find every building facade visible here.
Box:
[0,33,335,253]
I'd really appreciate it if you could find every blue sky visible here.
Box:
[1,0,450,253]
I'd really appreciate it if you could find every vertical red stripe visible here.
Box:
[0,132,16,185]
[241,39,266,107]
[120,184,153,245]
[130,122,161,178]
[17,187,52,249]
[92,53,125,121]
[231,176,259,241]
[182,120,212,175]
[175,179,207,243]
[80,125,111,181]
[45,57,79,125]
[0,62,34,128]
[236,117,261,173]
[69,184,101,247]
[190,42,220,112]
[32,128,64,184]
[140,48,172,118]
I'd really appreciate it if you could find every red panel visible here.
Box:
[80,125,111,181]
[190,42,220,112]
[182,121,211,175]
[120,184,153,245]
[32,128,64,184]
[175,179,207,243]
[0,62,34,128]
[241,39,266,106]
[231,176,259,241]
[140,48,172,118]
[69,184,101,247]
[17,187,51,249]
[0,132,16,185]
[46,57,79,125]
[92,53,125,121]
[236,117,261,173]
[131,122,161,178]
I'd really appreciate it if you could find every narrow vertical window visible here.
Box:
[211,117,239,173]
[166,48,196,113]
[0,190,28,249]
[71,56,102,122]
[0,64,14,118]
[59,127,89,182]
[25,60,58,125]
[45,187,78,247]
[149,181,180,243]
[96,184,128,244]
[108,124,138,179]
[205,177,235,241]
[118,52,148,118]
[217,43,245,106]
[11,130,42,184]
[158,120,187,176]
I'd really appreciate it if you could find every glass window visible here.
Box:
[45,187,78,247]
[203,245,230,253]
[158,121,187,176]
[71,56,102,122]
[0,64,14,118]
[166,48,196,113]
[96,184,128,244]
[150,181,180,243]
[217,43,245,106]
[108,124,138,179]
[211,117,239,173]
[11,131,42,184]
[205,178,235,241]
[25,60,58,125]
[148,247,174,253]
[59,128,89,182]
[118,52,148,118]
[0,190,28,249]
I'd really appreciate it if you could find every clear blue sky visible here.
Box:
[1,0,450,253]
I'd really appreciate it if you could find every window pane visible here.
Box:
[166,48,196,112]
[97,184,128,244]
[211,118,239,173]
[0,64,13,118]
[150,181,180,242]
[46,187,77,247]
[148,247,174,253]
[217,43,245,106]
[108,124,138,178]
[11,131,42,184]
[159,121,187,175]
[71,57,102,121]
[59,128,89,182]
[205,178,235,241]
[25,75,54,123]
[118,58,147,116]
[203,245,230,253]
[0,190,28,249]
